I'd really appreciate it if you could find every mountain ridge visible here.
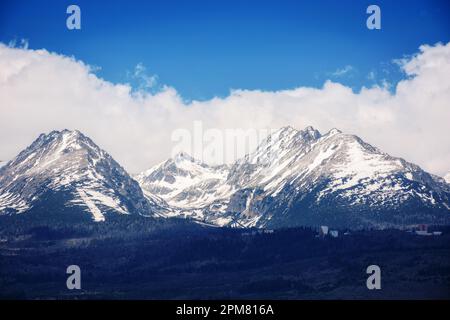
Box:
[1,127,449,229]
[138,126,450,228]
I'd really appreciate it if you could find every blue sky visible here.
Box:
[1,0,449,100]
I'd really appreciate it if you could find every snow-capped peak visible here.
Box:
[302,126,321,139]
[173,151,196,163]
[136,151,230,210]
[137,125,450,228]
[0,129,154,221]
[5,129,102,177]
[270,125,321,144]
[7,127,445,229]
[326,128,342,136]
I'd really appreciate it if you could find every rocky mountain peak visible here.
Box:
[0,129,156,221]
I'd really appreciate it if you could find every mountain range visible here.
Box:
[1,127,449,229]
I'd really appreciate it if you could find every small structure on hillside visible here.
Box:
[317,226,339,238]
[415,224,431,236]
[406,224,443,236]
[319,226,329,237]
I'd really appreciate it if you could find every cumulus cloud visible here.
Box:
[0,42,449,176]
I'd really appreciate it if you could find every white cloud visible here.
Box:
[0,42,449,176]
[7,38,28,50]
[367,71,376,81]
[131,62,158,91]
[331,65,355,77]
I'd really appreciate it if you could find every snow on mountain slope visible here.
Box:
[136,126,326,225]
[136,152,231,210]
[5,126,446,228]
[227,126,321,190]
[0,130,156,221]
[138,126,450,229]
[249,128,435,203]
[445,172,450,184]
[235,128,450,228]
